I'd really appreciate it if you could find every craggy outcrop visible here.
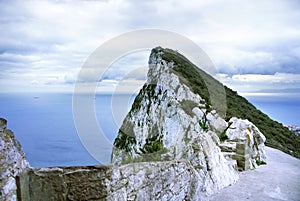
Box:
[0,118,29,201]
[226,117,267,169]
[111,47,241,196]
[1,47,269,200]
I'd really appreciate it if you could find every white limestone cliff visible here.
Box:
[0,118,29,201]
[0,47,269,200]
[226,117,267,168]
[111,47,269,198]
[111,47,239,196]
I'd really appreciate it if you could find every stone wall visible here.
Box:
[17,160,208,201]
[1,116,267,201]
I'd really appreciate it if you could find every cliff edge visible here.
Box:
[111,47,267,198]
[0,118,29,200]
[1,47,298,200]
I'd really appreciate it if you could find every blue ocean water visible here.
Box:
[0,93,299,167]
[245,95,300,126]
[0,93,132,167]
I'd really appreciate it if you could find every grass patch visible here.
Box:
[256,158,267,166]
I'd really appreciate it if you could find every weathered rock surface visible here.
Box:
[12,139,297,201]
[0,118,29,201]
[111,47,239,195]
[18,160,213,201]
[0,118,7,132]
[1,47,269,200]
[226,117,267,169]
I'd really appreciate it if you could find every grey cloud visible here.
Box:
[1,0,300,93]
[124,67,148,80]
[214,41,300,75]
[122,0,205,29]
[100,50,149,81]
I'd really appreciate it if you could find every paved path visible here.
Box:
[209,147,300,201]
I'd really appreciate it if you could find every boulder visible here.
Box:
[226,117,267,168]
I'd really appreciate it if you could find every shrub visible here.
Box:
[219,132,229,141]
[140,132,163,154]
[199,118,208,131]
[256,158,267,166]
[114,132,136,152]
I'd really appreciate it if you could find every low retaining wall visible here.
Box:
[17,160,205,201]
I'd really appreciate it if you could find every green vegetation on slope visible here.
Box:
[155,47,300,158]
[225,86,299,156]
[156,47,227,117]
[114,83,161,154]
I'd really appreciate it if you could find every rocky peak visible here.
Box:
[113,47,267,196]
[147,47,211,105]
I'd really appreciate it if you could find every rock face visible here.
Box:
[18,161,212,201]
[219,117,267,170]
[0,118,29,201]
[0,118,7,132]
[226,117,267,169]
[0,47,268,200]
[111,47,240,196]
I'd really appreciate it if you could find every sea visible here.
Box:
[0,93,299,167]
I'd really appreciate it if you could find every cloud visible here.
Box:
[1,0,300,93]
[231,73,300,83]
[99,51,149,81]
[30,80,39,85]
[218,73,300,94]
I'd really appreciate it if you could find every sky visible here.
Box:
[0,0,300,95]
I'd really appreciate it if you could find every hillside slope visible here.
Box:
[158,47,300,158]
[111,46,274,198]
